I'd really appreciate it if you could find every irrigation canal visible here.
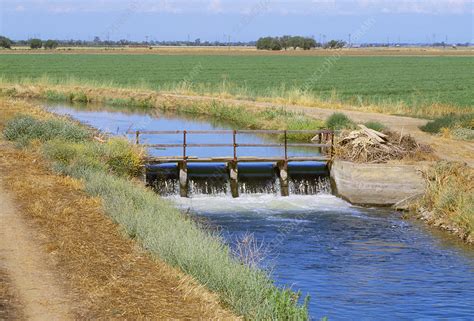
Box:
[46,101,474,320]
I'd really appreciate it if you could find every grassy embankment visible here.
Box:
[0,54,472,118]
[414,162,474,244]
[2,101,310,319]
[0,84,324,141]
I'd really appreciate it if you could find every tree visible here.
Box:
[0,36,12,49]
[29,38,42,49]
[44,39,58,49]
[256,37,274,50]
[280,35,291,50]
[302,37,317,50]
[288,36,303,50]
[324,40,346,49]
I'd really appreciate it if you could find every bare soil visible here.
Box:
[0,182,74,320]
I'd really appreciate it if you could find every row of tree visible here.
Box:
[0,36,59,49]
[256,36,318,50]
[256,36,349,50]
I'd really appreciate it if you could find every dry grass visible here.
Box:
[0,99,237,319]
[0,79,469,119]
[415,162,474,244]
[334,129,436,163]
[2,46,473,56]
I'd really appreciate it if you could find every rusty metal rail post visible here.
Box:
[229,130,239,198]
[330,132,334,158]
[233,130,237,161]
[179,130,188,197]
[135,131,140,144]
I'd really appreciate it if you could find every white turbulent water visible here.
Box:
[169,193,355,216]
[153,176,332,197]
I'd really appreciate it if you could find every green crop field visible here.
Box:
[0,54,472,114]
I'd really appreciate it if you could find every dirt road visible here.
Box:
[0,183,74,320]
[0,137,237,319]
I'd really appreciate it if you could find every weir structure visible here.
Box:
[130,129,334,198]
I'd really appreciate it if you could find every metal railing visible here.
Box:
[128,129,334,162]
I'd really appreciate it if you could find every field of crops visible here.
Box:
[0,54,472,114]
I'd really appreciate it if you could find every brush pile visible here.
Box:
[334,125,433,163]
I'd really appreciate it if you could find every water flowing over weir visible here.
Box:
[46,102,474,320]
[147,162,332,196]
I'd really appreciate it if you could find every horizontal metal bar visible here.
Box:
[145,156,331,163]
[142,143,332,149]
[128,129,333,135]
[237,143,331,148]
[143,143,235,148]
[236,130,333,134]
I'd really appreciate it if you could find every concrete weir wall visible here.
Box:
[329,160,426,207]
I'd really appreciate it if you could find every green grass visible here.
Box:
[420,113,473,133]
[3,114,310,320]
[162,100,325,141]
[3,115,91,145]
[364,121,386,132]
[325,113,356,130]
[0,54,472,114]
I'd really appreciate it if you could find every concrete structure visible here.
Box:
[330,160,427,207]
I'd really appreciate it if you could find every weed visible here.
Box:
[420,113,473,134]
[326,113,356,130]
[364,121,385,132]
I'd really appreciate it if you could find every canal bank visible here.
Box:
[31,98,474,319]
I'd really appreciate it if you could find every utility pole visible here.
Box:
[348,33,351,47]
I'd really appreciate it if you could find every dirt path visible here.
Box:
[0,182,74,320]
[0,134,237,319]
[165,93,474,166]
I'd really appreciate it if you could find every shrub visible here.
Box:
[3,115,90,145]
[420,113,473,133]
[42,138,142,177]
[29,38,43,49]
[364,121,386,132]
[326,112,356,130]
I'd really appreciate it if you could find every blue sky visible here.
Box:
[1,0,473,43]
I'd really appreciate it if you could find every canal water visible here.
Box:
[46,102,474,320]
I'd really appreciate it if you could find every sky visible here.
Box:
[0,0,473,43]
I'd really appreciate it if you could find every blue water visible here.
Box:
[47,102,474,320]
[47,103,318,159]
[174,195,474,320]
